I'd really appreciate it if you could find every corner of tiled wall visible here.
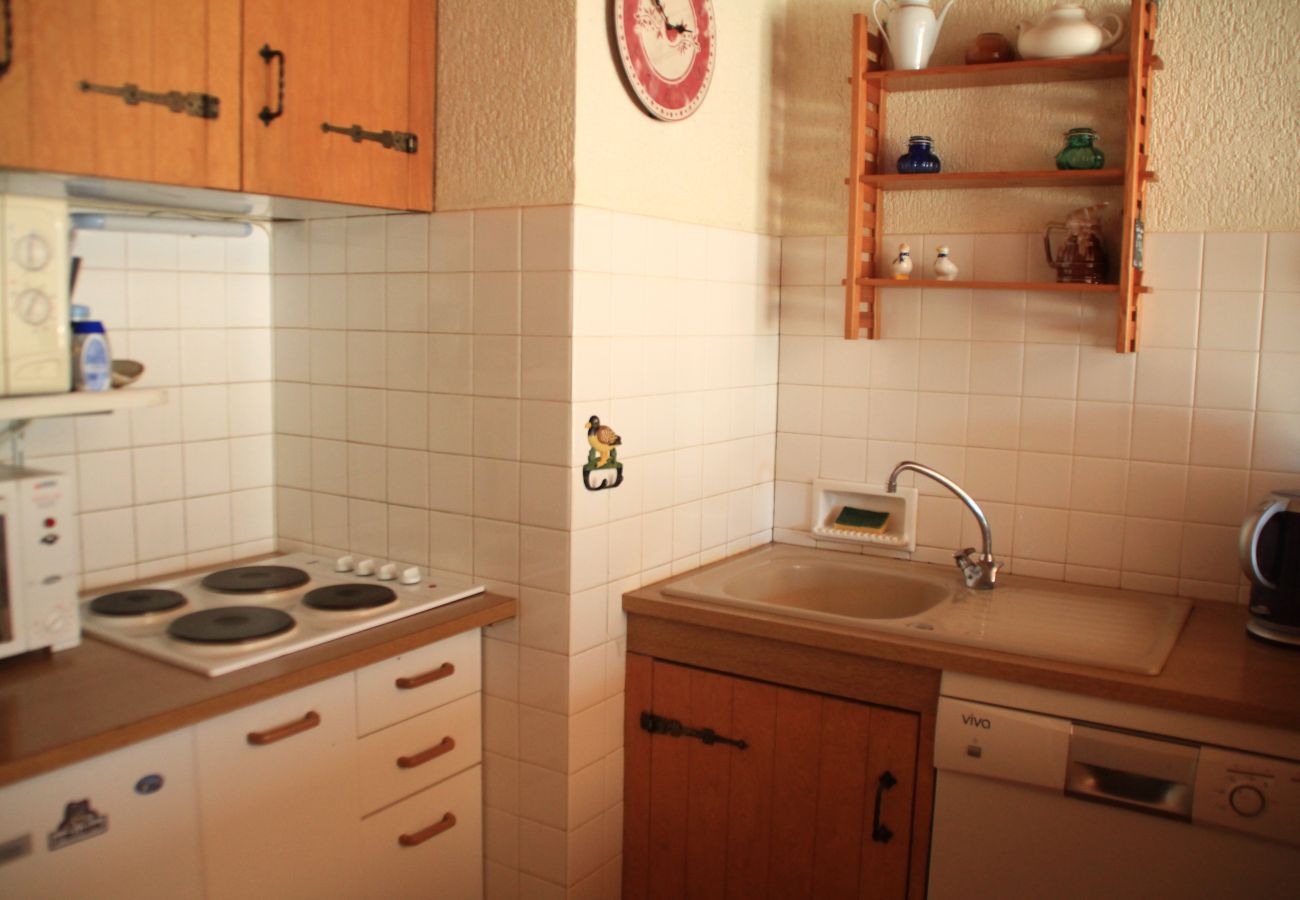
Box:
[22,225,276,589]
[773,229,1300,603]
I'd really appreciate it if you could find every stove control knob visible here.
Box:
[355,558,376,576]
[378,563,398,581]
[1229,784,1266,818]
[335,555,355,573]
[399,566,422,585]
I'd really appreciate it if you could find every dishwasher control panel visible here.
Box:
[1195,746,1300,848]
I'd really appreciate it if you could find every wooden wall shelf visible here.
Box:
[861,169,1126,191]
[843,0,1160,351]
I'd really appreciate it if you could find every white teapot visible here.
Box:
[871,0,958,71]
[1016,2,1125,60]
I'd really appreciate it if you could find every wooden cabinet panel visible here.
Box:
[242,0,435,211]
[0,0,240,189]
[625,654,919,900]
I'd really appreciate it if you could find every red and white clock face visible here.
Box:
[614,0,716,121]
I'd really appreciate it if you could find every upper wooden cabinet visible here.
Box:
[242,0,434,210]
[0,0,434,210]
[0,0,241,190]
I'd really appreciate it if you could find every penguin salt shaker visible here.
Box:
[891,243,913,280]
[933,245,959,281]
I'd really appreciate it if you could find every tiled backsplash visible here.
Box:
[20,227,276,589]
[270,205,778,898]
[774,231,1300,601]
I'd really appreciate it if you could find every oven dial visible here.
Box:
[399,566,421,585]
[14,232,52,270]
[17,287,52,325]
[355,558,376,576]
[335,554,354,573]
[1229,784,1266,818]
[378,563,397,581]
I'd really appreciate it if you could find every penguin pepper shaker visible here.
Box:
[891,243,913,280]
[933,245,959,281]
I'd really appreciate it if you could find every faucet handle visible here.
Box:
[954,548,1002,590]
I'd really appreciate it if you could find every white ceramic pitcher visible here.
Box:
[871,0,958,70]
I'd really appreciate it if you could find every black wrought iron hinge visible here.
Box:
[321,121,418,154]
[640,711,748,750]
[79,80,219,119]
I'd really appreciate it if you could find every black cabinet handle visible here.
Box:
[1,0,13,78]
[257,43,284,126]
[871,770,898,843]
[640,711,747,750]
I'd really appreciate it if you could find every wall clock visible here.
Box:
[614,0,716,121]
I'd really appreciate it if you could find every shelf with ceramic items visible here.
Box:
[0,387,167,422]
[843,0,1160,352]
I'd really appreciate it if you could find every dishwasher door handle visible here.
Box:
[1065,723,1198,820]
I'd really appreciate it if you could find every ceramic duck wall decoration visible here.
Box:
[891,243,913,279]
[871,0,958,70]
[582,415,625,490]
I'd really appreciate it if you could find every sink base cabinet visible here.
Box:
[623,653,921,900]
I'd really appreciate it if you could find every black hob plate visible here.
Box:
[200,566,310,594]
[167,607,296,644]
[303,584,399,611]
[89,589,187,617]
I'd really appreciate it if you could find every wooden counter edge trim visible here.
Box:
[624,590,1300,733]
[0,595,516,788]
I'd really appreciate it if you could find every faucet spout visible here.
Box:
[887,460,1002,589]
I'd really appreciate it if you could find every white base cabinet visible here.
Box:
[0,629,486,899]
[0,729,203,899]
[194,672,361,900]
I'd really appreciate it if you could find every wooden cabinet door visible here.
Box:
[624,654,920,900]
[194,673,361,900]
[0,0,240,188]
[241,0,435,211]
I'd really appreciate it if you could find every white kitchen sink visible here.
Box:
[662,545,1192,675]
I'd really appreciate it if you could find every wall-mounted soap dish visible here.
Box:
[811,479,917,552]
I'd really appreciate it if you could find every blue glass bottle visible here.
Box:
[897,136,941,174]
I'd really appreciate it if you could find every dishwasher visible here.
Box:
[928,673,1300,900]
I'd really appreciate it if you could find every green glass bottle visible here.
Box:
[1055,128,1105,170]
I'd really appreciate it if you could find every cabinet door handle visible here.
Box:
[246,710,321,746]
[395,662,454,690]
[871,770,898,843]
[398,811,456,848]
[320,121,418,154]
[396,735,456,769]
[1,0,13,78]
[257,43,285,126]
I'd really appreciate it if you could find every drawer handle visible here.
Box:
[395,662,455,690]
[246,710,321,746]
[397,736,456,769]
[398,812,456,848]
[871,770,898,843]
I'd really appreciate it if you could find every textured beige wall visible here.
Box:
[782,0,1300,235]
[573,0,786,233]
[434,0,577,210]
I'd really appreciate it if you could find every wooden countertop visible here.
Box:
[625,553,1300,733]
[0,591,516,787]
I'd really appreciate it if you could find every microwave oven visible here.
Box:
[0,466,80,661]
[0,194,72,396]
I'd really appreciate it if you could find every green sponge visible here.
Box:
[833,506,891,534]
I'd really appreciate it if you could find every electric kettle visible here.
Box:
[1239,489,1300,647]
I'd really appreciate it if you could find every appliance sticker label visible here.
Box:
[47,800,108,851]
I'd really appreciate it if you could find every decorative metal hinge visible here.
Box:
[78,80,219,119]
[1,0,13,78]
[320,121,418,154]
[1133,216,1145,270]
[640,711,748,750]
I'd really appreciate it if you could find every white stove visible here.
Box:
[79,553,485,677]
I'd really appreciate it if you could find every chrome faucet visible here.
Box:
[886,460,1003,590]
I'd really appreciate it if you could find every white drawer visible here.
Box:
[359,764,482,900]
[358,692,482,816]
[356,629,481,736]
